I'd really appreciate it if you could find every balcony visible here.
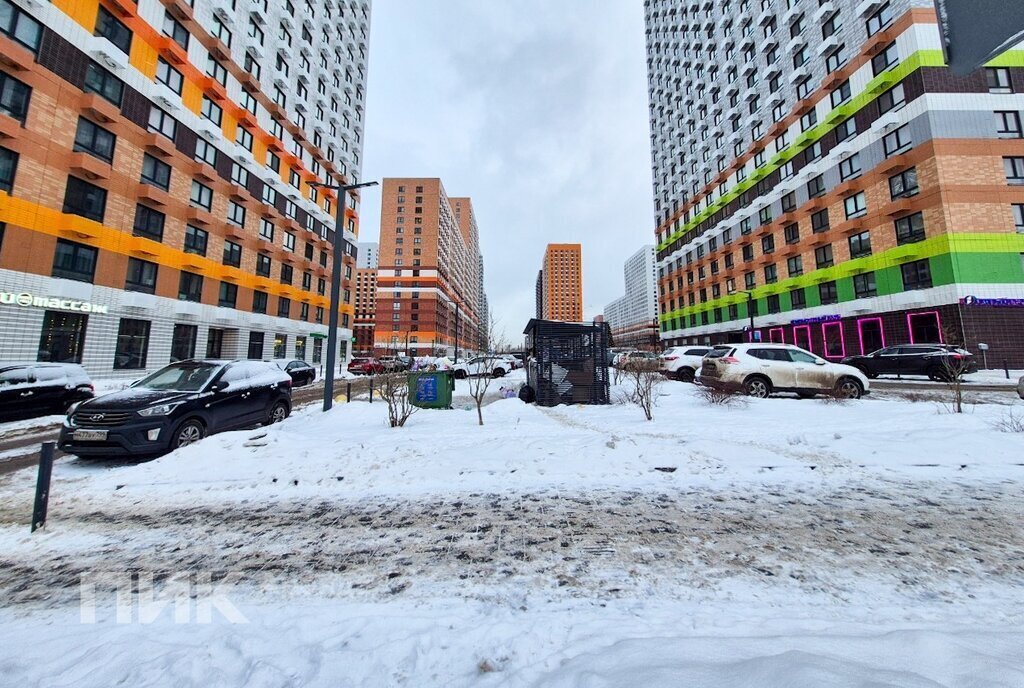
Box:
[0,36,35,71]
[143,132,176,158]
[136,183,169,206]
[68,152,110,181]
[187,205,213,225]
[78,92,120,123]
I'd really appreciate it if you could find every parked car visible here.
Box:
[58,360,292,457]
[660,346,713,382]
[842,344,977,381]
[0,362,94,421]
[498,355,519,370]
[269,359,316,387]
[348,357,386,375]
[699,343,870,399]
[1018,374,1024,400]
[616,351,659,368]
[379,356,410,372]
[452,356,509,379]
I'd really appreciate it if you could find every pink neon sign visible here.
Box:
[856,317,885,355]
[821,321,846,359]
[769,327,785,343]
[793,325,813,352]
[906,311,944,344]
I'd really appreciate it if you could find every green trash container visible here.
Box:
[407,371,455,409]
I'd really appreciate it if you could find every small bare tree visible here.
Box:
[941,353,973,414]
[378,372,417,427]
[466,317,505,426]
[621,359,663,420]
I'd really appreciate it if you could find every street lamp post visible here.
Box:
[309,179,378,412]
[454,301,461,362]
[729,288,756,342]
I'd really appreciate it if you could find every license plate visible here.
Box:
[74,429,108,442]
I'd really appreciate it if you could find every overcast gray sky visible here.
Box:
[358,0,654,342]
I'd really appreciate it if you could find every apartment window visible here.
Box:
[252,290,268,314]
[818,281,838,305]
[280,263,293,285]
[277,297,291,318]
[227,201,246,227]
[996,111,1023,139]
[52,239,97,282]
[140,153,171,191]
[178,271,203,301]
[262,184,277,206]
[895,212,926,244]
[848,230,872,258]
[0,145,15,193]
[241,91,257,115]
[236,126,254,151]
[1014,204,1024,233]
[807,174,825,198]
[835,117,857,143]
[866,2,893,37]
[742,244,754,262]
[83,62,123,106]
[839,153,862,181]
[987,68,1013,94]
[764,264,778,284]
[255,253,271,277]
[156,58,183,94]
[147,106,177,140]
[744,271,756,289]
[94,5,131,53]
[162,12,189,49]
[184,225,207,256]
[815,244,834,269]
[170,324,197,362]
[761,234,775,254]
[132,204,165,241]
[223,240,241,267]
[0,71,31,123]
[230,162,248,187]
[284,232,295,251]
[195,139,217,167]
[784,223,799,244]
[796,77,812,100]
[758,206,772,225]
[826,46,846,74]
[1,0,42,51]
[883,125,912,156]
[190,180,213,210]
[790,287,806,309]
[201,96,223,125]
[212,17,232,47]
[877,84,905,114]
[72,117,116,164]
[800,109,818,132]
[740,218,752,235]
[889,168,919,198]
[125,257,157,294]
[853,272,877,299]
[844,192,867,219]
[218,281,237,308]
[830,80,851,108]
[206,55,227,85]
[259,218,274,241]
[900,259,932,290]
[871,43,898,75]
[781,192,796,214]
[62,176,106,222]
[114,319,150,369]
[786,255,803,277]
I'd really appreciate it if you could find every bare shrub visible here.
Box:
[695,381,747,407]
[819,387,851,405]
[990,409,1024,433]
[618,360,663,420]
[465,317,504,426]
[898,391,931,403]
[942,354,973,414]
[378,372,417,428]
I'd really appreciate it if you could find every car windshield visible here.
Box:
[135,363,219,391]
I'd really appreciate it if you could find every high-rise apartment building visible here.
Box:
[535,269,544,319]
[646,0,1024,365]
[353,266,376,355]
[604,245,658,349]
[374,178,485,356]
[0,0,371,377]
[538,243,583,322]
[356,241,378,268]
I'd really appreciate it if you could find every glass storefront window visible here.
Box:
[312,338,322,364]
[114,318,150,369]
[273,333,287,359]
[37,310,87,363]
[170,324,197,362]
[206,328,224,358]
[247,331,264,360]
[294,336,306,361]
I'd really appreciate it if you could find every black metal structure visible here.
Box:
[523,319,611,407]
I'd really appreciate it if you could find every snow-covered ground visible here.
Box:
[1,378,1022,687]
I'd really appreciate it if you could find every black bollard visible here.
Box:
[31,442,55,533]
[346,381,352,402]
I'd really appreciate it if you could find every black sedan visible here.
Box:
[0,362,94,421]
[270,359,317,386]
[58,360,292,457]
[842,344,978,381]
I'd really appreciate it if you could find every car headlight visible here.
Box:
[138,402,183,417]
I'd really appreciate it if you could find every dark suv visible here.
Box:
[842,344,978,381]
[58,360,292,457]
[0,362,94,420]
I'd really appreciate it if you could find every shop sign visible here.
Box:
[0,291,109,314]
[790,314,841,325]
[960,296,1024,307]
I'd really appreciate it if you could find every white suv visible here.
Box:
[452,356,508,379]
[698,343,870,399]
[660,346,712,382]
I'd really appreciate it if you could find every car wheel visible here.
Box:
[835,377,863,399]
[744,376,772,399]
[927,367,949,382]
[266,401,289,425]
[676,367,696,383]
[454,369,467,379]
[492,368,506,378]
[172,419,205,449]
